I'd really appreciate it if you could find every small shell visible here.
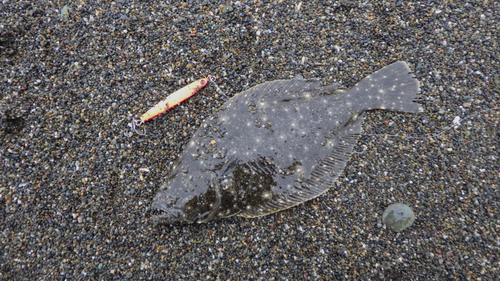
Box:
[382,203,416,232]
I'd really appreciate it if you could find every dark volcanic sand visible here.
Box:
[1,1,498,279]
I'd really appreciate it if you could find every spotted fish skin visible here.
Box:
[152,61,422,224]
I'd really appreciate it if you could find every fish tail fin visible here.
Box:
[349,61,423,113]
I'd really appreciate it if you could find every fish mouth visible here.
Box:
[150,205,185,225]
[151,192,185,225]
[151,210,184,225]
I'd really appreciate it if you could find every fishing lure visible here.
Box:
[131,76,213,135]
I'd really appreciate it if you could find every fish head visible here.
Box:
[151,169,221,224]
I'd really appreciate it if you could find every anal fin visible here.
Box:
[238,117,363,218]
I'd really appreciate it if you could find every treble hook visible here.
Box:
[208,75,229,98]
[130,118,146,135]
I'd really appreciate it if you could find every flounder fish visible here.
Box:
[151,61,422,224]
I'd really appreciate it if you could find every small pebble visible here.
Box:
[221,5,234,15]
[60,5,69,20]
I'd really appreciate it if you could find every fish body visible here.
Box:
[151,61,422,224]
